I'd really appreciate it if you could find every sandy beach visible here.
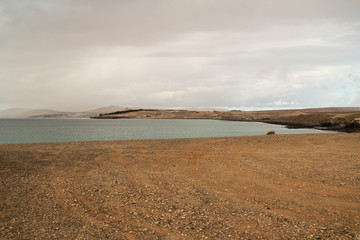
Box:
[1,133,360,239]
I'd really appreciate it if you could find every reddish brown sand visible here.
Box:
[1,133,360,239]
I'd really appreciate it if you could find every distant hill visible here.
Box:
[84,106,127,114]
[1,106,360,121]
[0,106,126,118]
[299,107,360,112]
[0,108,60,118]
[94,107,360,132]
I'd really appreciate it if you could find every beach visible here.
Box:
[1,133,359,239]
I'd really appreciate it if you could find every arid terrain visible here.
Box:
[1,133,360,239]
[95,107,360,132]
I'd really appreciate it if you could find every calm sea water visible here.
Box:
[0,118,329,144]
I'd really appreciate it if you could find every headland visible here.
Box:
[93,107,360,133]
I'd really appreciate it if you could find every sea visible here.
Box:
[0,118,329,144]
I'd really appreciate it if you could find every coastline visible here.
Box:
[92,108,360,133]
[1,133,359,239]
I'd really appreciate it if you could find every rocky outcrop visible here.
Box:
[319,117,360,132]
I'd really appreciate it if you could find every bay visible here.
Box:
[0,118,329,144]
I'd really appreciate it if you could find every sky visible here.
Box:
[1,0,360,111]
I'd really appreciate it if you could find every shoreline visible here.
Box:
[92,108,360,133]
[97,117,355,133]
[0,132,336,146]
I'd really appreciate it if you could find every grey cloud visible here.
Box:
[2,0,360,48]
[0,0,359,110]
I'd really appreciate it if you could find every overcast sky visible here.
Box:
[1,0,359,111]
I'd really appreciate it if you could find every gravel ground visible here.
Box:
[1,133,360,239]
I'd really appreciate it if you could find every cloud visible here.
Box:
[267,100,299,107]
[0,0,359,110]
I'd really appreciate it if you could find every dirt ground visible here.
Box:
[1,133,360,239]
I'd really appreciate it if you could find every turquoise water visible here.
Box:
[0,118,329,144]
